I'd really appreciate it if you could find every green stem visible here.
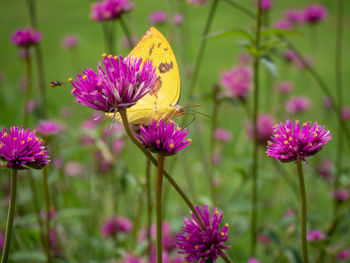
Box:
[146,159,152,260]
[119,16,133,49]
[156,155,165,263]
[23,48,32,127]
[1,169,18,263]
[296,158,309,263]
[42,166,51,263]
[102,22,115,54]
[188,0,219,98]
[131,189,143,250]
[250,0,263,256]
[221,251,234,263]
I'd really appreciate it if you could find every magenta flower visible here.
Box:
[237,52,251,66]
[70,55,157,113]
[337,249,350,260]
[303,4,328,24]
[0,231,4,251]
[221,66,252,101]
[246,114,274,145]
[273,19,293,30]
[90,0,134,21]
[306,229,325,242]
[323,96,333,110]
[214,128,233,142]
[61,34,80,50]
[247,258,260,263]
[0,126,50,170]
[176,204,230,263]
[330,189,349,203]
[119,254,143,263]
[101,216,132,238]
[149,11,167,24]
[341,107,350,121]
[285,96,310,114]
[284,49,297,63]
[284,9,304,25]
[36,120,63,137]
[10,27,42,47]
[173,13,184,25]
[317,159,333,180]
[276,81,293,94]
[188,0,209,7]
[136,120,191,156]
[255,0,273,12]
[257,234,271,246]
[266,120,331,163]
[139,222,176,252]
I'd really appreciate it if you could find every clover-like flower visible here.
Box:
[10,27,42,47]
[176,204,230,263]
[0,126,50,170]
[90,0,134,21]
[266,120,331,163]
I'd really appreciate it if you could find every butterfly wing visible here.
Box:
[108,27,181,124]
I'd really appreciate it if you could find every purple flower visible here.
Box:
[237,52,251,66]
[323,96,333,110]
[337,249,350,260]
[247,258,260,263]
[36,120,63,137]
[341,107,350,121]
[119,254,143,263]
[246,114,274,145]
[214,128,233,142]
[257,234,271,246]
[188,0,209,7]
[10,27,42,47]
[255,0,273,12]
[221,66,252,101]
[173,13,184,25]
[138,222,176,251]
[101,216,132,238]
[70,55,157,113]
[149,11,167,24]
[284,49,297,63]
[284,9,304,25]
[266,120,331,163]
[61,34,80,50]
[90,0,134,21]
[285,96,310,114]
[0,231,4,251]
[0,126,50,170]
[176,204,230,263]
[276,81,293,94]
[303,4,328,24]
[330,189,349,203]
[307,229,326,242]
[273,19,293,30]
[136,120,191,156]
[317,159,333,180]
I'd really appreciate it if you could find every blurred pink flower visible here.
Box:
[255,0,273,12]
[337,249,350,261]
[237,52,251,66]
[36,120,63,136]
[303,4,328,24]
[276,81,293,94]
[139,222,176,252]
[294,55,313,70]
[284,49,297,63]
[317,159,333,180]
[341,107,350,121]
[323,96,333,110]
[0,231,4,251]
[285,96,310,114]
[214,128,233,142]
[101,216,132,238]
[257,234,271,246]
[26,99,37,113]
[53,158,64,169]
[246,114,274,144]
[247,258,260,263]
[284,9,304,25]
[119,254,143,263]
[149,11,167,24]
[173,13,184,25]
[112,139,125,155]
[90,0,134,21]
[10,27,42,47]
[40,209,57,220]
[330,189,349,203]
[307,229,325,242]
[284,208,295,218]
[65,162,84,176]
[212,153,222,166]
[188,0,209,7]
[61,34,80,50]
[273,19,293,30]
[221,66,252,101]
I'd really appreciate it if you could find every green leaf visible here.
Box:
[205,28,254,42]
[262,28,301,37]
[11,251,46,262]
[260,55,278,78]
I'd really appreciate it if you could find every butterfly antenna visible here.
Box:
[183,104,202,108]
[182,113,197,129]
[186,110,210,118]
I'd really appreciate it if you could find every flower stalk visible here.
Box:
[155,155,165,263]
[146,159,152,260]
[42,166,51,263]
[23,48,32,127]
[119,16,133,50]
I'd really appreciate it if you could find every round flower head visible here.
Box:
[101,215,132,238]
[330,189,349,203]
[70,55,157,113]
[90,0,134,21]
[0,231,4,251]
[255,0,273,12]
[317,159,333,180]
[173,13,184,26]
[136,120,191,156]
[306,229,325,242]
[214,128,233,142]
[188,0,209,7]
[276,81,293,94]
[247,258,260,263]
[36,120,63,137]
[341,107,350,121]
[273,19,293,30]
[176,204,230,263]
[337,249,350,260]
[323,96,333,110]
[266,120,331,163]
[286,96,310,114]
[221,66,252,101]
[284,9,304,25]
[303,4,328,24]
[61,34,80,50]
[149,11,167,24]
[10,27,42,47]
[119,254,143,263]
[0,126,50,170]
[246,114,274,145]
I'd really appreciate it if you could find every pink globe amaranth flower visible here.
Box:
[136,120,191,156]
[317,159,333,180]
[303,4,328,24]
[176,204,230,263]
[120,35,139,49]
[330,189,349,203]
[61,34,80,50]
[284,49,297,63]
[337,249,350,260]
[214,128,233,142]
[188,0,209,7]
[276,81,293,94]
[26,99,37,113]
[323,96,333,110]
[119,254,143,263]
[101,215,132,238]
[167,255,185,263]
[150,246,168,263]
[90,0,134,21]
[36,120,63,137]
[70,55,157,113]
[149,11,167,24]
[10,27,42,47]
[341,107,350,121]
[307,229,326,242]
[255,0,273,12]
[173,13,184,25]
[284,9,304,25]
[266,120,331,163]
[246,114,274,145]
[53,158,63,169]
[237,52,251,66]
[212,153,222,166]
[0,126,50,170]
[273,19,293,30]
[112,139,125,155]
[285,96,310,114]
[65,162,84,176]
[221,66,252,101]
[257,234,271,246]
[247,258,260,263]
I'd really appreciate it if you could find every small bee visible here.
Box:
[50,81,64,88]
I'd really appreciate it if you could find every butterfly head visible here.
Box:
[174,105,185,117]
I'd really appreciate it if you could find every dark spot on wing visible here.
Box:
[149,43,155,56]
[150,76,162,97]
[158,62,173,73]
[157,43,161,48]
[164,48,168,51]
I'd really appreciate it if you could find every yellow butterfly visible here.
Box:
[107,26,184,124]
